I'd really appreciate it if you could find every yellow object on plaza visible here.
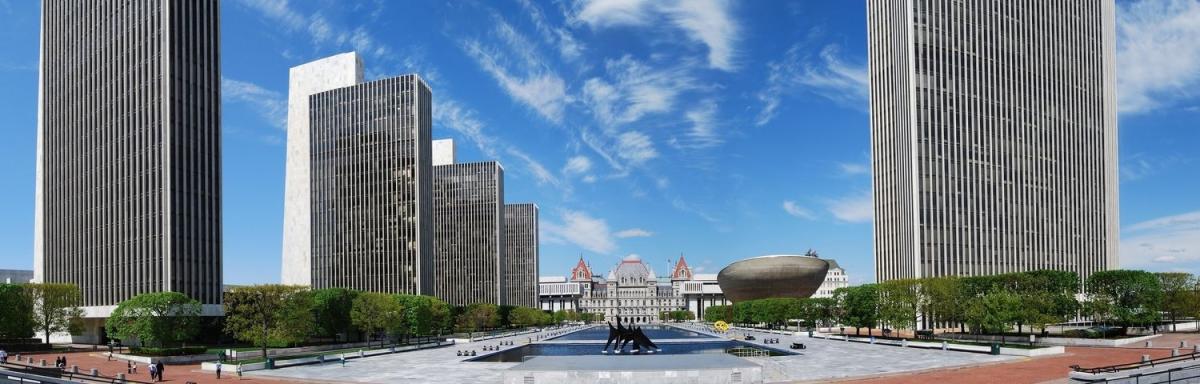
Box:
[713,321,730,333]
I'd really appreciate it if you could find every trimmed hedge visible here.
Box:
[130,346,208,356]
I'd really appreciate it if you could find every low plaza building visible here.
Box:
[539,255,729,322]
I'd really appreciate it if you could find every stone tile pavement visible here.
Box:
[247,326,586,384]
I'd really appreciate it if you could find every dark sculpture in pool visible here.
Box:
[717,253,830,302]
[602,316,660,354]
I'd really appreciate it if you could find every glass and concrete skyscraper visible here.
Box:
[34,0,223,338]
[306,72,435,294]
[432,159,506,306]
[504,203,539,308]
[282,52,363,287]
[868,1,1118,284]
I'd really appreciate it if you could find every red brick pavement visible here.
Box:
[10,351,301,384]
[839,346,1175,384]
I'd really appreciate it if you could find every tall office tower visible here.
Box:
[868,0,1118,285]
[282,52,363,286]
[307,73,435,294]
[432,158,506,306]
[504,204,539,308]
[34,0,223,342]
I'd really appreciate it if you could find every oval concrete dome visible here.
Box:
[717,254,830,302]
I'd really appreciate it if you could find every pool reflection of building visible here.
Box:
[539,255,728,322]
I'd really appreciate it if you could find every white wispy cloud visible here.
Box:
[582,56,695,129]
[460,17,569,123]
[616,131,659,165]
[239,0,306,31]
[1116,0,1200,114]
[676,99,722,149]
[507,148,561,188]
[542,210,618,254]
[1122,210,1200,268]
[826,192,873,223]
[433,99,500,159]
[574,0,739,71]
[782,200,816,220]
[615,228,654,238]
[563,156,593,175]
[221,77,286,129]
[756,43,868,125]
[517,0,585,61]
[837,162,870,176]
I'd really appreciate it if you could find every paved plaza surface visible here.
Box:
[247,328,579,384]
[843,345,1175,384]
[9,327,1191,383]
[719,327,1019,382]
[8,351,281,384]
[251,325,1025,383]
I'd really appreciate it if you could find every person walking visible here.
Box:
[148,363,157,381]
[131,361,137,374]
[155,361,164,382]
[127,360,132,374]
[0,349,7,363]
[215,361,222,379]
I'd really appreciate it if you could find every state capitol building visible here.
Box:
[539,253,849,322]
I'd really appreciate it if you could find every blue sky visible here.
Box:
[1,0,1199,285]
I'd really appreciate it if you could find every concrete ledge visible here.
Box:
[200,340,455,373]
[838,336,1064,357]
[103,352,218,365]
[1040,334,1160,347]
[504,355,762,384]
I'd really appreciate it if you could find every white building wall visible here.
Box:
[432,138,456,166]
[281,52,363,286]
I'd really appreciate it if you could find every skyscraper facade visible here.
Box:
[504,203,539,308]
[308,74,435,294]
[868,0,1118,284]
[282,52,363,287]
[35,0,223,328]
[432,161,505,306]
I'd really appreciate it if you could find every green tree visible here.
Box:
[457,303,500,335]
[1087,270,1163,329]
[964,289,1020,334]
[836,284,879,336]
[311,288,358,340]
[395,295,432,342]
[25,283,84,344]
[428,297,452,335]
[1157,272,1198,332]
[877,279,920,335]
[703,305,731,323]
[923,277,967,332]
[351,292,405,348]
[0,284,35,338]
[223,285,315,359]
[509,307,545,327]
[104,292,201,347]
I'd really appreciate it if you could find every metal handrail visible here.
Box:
[1072,362,1200,384]
[1072,351,1200,374]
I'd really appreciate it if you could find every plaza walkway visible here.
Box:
[839,346,1175,384]
[246,326,585,384]
[5,350,284,384]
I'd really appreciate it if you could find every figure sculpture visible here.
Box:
[602,316,661,354]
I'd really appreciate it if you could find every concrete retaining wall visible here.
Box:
[1039,334,1160,347]
[106,352,218,365]
[200,340,454,373]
